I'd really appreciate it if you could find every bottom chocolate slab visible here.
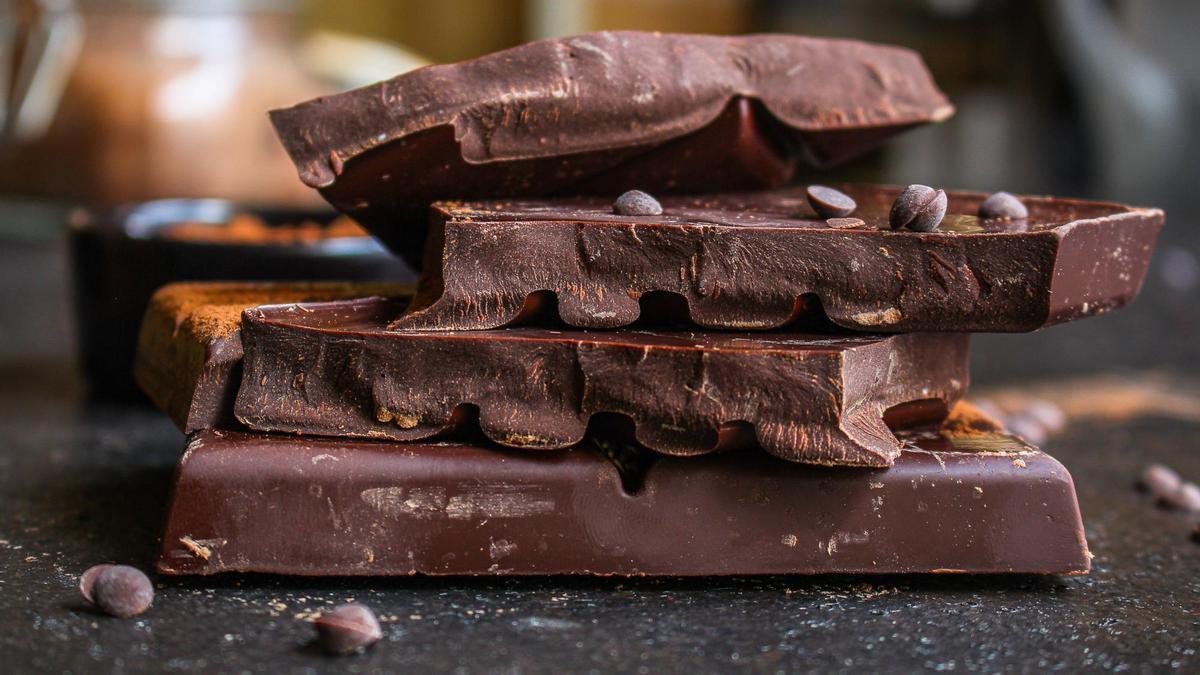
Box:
[158,426,1090,576]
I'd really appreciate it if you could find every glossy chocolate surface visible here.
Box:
[157,426,1090,577]
[236,297,969,466]
[394,185,1163,332]
[270,32,952,268]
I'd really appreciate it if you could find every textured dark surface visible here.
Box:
[2,244,1199,672]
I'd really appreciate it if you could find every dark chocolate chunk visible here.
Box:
[90,565,154,618]
[134,281,413,433]
[236,296,964,466]
[806,185,856,218]
[270,32,953,268]
[612,190,663,216]
[890,184,947,232]
[393,185,1163,332]
[78,564,113,604]
[156,419,1091,577]
[313,604,382,655]
[1141,463,1183,501]
[979,191,1029,220]
[236,296,968,467]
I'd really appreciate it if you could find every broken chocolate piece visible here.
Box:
[134,281,413,433]
[236,296,968,467]
[806,185,856,218]
[157,424,1091,577]
[978,191,1028,220]
[270,32,954,268]
[613,190,663,216]
[394,185,1163,332]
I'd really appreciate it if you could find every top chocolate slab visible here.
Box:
[392,185,1163,332]
[270,32,953,267]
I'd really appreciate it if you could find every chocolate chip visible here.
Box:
[889,184,947,232]
[78,564,113,604]
[89,565,153,618]
[612,189,663,216]
[978,191,1028,220]
[1141,463,1183,501]
[314,603,382,655]
[805,185,856,218]
[1166,482,1200,512]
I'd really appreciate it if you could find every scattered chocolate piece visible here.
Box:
[1141,463,1182,501]
[612,190,663,216]
[395,186,1162,332]
[1167,483,1200,512]
[978,191,1029,220]
[158,423,1091,577]
[889,184,947,232]
[89,565,153,618]
[805,185,856,218]
[78,564,113,604]
[313,604,382,655]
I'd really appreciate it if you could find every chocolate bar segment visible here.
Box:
[134,281,413,433]
[395,185,1163,332]
[235,297,968,467]
[157,425,1090,576]
[270,32,953,267]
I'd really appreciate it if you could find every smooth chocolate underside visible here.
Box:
[157,428,1090,577]
[235,297,969,467]
[134,281,414,433]
[394,185,1163,332]
[270,32,953,267]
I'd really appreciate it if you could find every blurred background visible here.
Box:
[0,0,1197,401]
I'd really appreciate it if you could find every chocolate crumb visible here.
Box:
[1140,463,1182,501]
[889,184,947,232]
[978,191,1028,220]
[1166,482,1200,512]
[805,185,857,218]
[89,565,154,618]
[612,190,663,216]
[313,603,382,655]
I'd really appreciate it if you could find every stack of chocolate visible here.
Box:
[135,32,1163,576]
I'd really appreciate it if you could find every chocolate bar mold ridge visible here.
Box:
[157,429,1091,577]
[234,297,969,467]
[270,32,953,267]
[393,186,1163,332]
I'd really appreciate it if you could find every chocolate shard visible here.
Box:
[134,281,413,433]
[235,296,969,467]
[269,32,953,268]
[393,185,1163,332]
[157,420,1090,577]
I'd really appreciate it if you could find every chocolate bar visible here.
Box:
[134,281,413,433]
[394,185,1163,332]
[270,32,953,267]
[157,420,1090,576]
[235,297,968,466]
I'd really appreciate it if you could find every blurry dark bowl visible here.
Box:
[69,199,415,399]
